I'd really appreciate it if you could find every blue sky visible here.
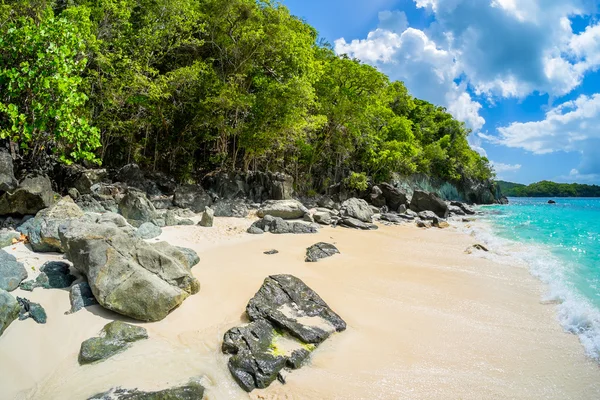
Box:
[282,0,600,184]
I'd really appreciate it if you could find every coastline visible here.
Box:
[1,218,600,399]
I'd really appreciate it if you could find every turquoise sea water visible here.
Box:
[480,198,600,359]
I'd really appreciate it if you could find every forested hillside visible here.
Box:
[498,180,600,197]
[0,0,493,193]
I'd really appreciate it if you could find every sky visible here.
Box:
[281,0,600,184]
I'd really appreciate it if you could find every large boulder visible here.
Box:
[212,199,248,218]
[67,281,98,314]
[409,190,449,218]
[340,198,373,223]
[450,201,475,215]
[0,176,56,216]
[173,185,213,213]
[248,215,318,235]
[89,379,205,400]
[0,151,17,193]
[74,169,107,195]
[378,183,408,212]
[0,250,27,292]
[59,223,200,321]
[305,243,340,262]
[79,321,148,365]
[202,171,294,203]
[256,200,308,220]
[0,289,20,336]
[118,190,157,226]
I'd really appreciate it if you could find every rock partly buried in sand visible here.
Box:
[256,200,308,220]
[20,261,76,292]
[409,190,449,219]
[134,222,162,240]
[59,222,200,322]
[340,198,373,223]
[264,249,279,255]
[338,217,378,230]
[0,250,27,292]
[465,244,489,254]
[88,379,205,400]
[223,275,345,392]
[17,297,47,324]
[67,281,98,314]
[198,206,214,227]
[79,321,148,365]
[0,175,56,216]
[379,213,405,224]
[223,319,313,392]
[305,243,340,262]
[248,215,318,235]
[0,289,20,336]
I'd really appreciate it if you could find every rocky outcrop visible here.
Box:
[74,169,108,195]
[305,243,340,262]
[0,176,56,216]
[79,321,148,365]
[17,297,47,323]
[248,215,318,235]
[378,183,408,212]
[59,223,200,321]
[173,185,212,213]
[88,380,205,400]
[67,281,98,314]
[0,289,20,336]
[340,198,373,223]
[20,261,75,291]
[409,190,449,218]
[118,190,158,226]
[0,151,17,193]
[0,250,27,292]
[202,171,293,203]
[223,275,345,392]
[212,199,248,218]
[256,200,308,220]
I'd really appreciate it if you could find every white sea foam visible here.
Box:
[456,214,600,361]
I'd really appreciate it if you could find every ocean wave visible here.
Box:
[456,216,600,361]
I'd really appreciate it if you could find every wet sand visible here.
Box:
[1,219,599,399]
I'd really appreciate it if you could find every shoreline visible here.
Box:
[1,218,600,399]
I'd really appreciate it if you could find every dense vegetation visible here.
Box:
[0,0,493,192]
[498,181,600,197]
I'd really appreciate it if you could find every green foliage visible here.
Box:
[345,172,369,192]
[498,180,600,197]
[0,5,100,164]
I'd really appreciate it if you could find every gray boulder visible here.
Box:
[448,204,466,216]
[417,210,440,221]
[59,223,200,322]
[0,230,20,248]
[0,250,27,291]
[313,211,332,225]
[74,169,107,195]
[0,176,56,216]
[79,321,148,365]
[97,212,128,228]
[135,222,162,240]
[89,379,204,400]
[305,243,340,262]
[256,200,308,220]
[20,261,75,291]
[0,151,17,193]
[340,198,373,223]
[0,289,20,336]
[369,186,386,207]
[213,199,248,218]
[17,297,47,323]
[409,190,449,218]
[248,215,317,235]
[119,190,157,226]
[198,207,214,227]
[173,185,213,213]
[450,201,475,215]
[380,213,405,224]
[67,281,98,314]
[378,183,408,212]
[338,217,378,230]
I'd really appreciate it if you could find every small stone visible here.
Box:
[264,249,279,255]
[305,243,340,262]
[78,321,148,365]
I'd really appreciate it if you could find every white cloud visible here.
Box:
[378,10,408,33]
[492,162,522,173]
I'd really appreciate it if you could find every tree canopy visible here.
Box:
[498,180,600,198]
[0,0,493,191]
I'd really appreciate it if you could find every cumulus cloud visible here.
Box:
[491,162,522,173]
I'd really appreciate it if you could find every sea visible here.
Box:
[470,197,600,360]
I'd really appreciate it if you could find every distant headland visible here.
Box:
[498,180,600,197]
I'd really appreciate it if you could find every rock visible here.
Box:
[416,220,432,228]
[67,188,80,200]
[340,198,373,223]
[212,199,248,218]
[74,169,107,195]
[338,217,378,230]
[548,200,557,204]
[378,183,408,212]
[264,249,279,255]
[397,204,407,214]
[119,190,157,226]
[369,186,386,207]
[317,196,335,209]
[448,204,466,216]
[0,289,20,336]
[499,196,509,205]
[88,379,205,400]
[450,201,476,215]
[198,207,214,227]
[0,151,17,193]
[135,222,162,240]
[151,196,173,210]
[0,250,27,291]
[248,226,264,235]
[17,297,47,323]
[465,244,489,254]
[305,243,340,262]
[313,211,332,225]
[0,176,56,216]
[163,210,193,227]
[203,171,294,203]
[223,319,312,392]
[173,185,213,213]
[417,210,439,221]
[248,216,318,235]
[380,213,405,224]
[97,212,128,228]
[256,200,308,220]
[20,261,75,291]
[246,275,346,344]
[152,243,200,270]
[76,195,106,213]
[79,321,148,365]
[17,197,84,253]
[436,221,450,229]
[0,230,20,248]
[59,222,200,321]
[409,190,449,218]
[67,281,98,314]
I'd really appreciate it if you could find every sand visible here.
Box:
[1,218,599,399]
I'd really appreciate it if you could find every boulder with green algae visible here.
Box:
[0,250,27,292]
[0,176,56,216]
[88,379,205,400]
[79,321,148,365]
[59,222,199,322]
[17,297,47,324]
[0,289,20,336]
[20,261,76,291]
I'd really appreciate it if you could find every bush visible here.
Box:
[345,172,369,192]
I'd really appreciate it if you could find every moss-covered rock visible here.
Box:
[79,321,148,365]
[88,379,205,399]
[0,289,20,336]
[17,297,47,324]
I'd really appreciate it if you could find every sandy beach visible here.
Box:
[1,218,599,399]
